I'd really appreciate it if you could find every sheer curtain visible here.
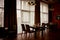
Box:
[40,2,48,25]
[17,0,22,33]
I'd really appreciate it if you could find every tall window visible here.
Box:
[0,0,4,27]
[17,0,35,33]
[40,2,48,25]
[21,1,35,25]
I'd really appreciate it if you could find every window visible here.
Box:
[21,11,30,24]
[0,0,4,27]
[16,0,35,33]
[40,2,48,25]
[21,1,35,25]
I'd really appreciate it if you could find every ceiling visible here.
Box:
[41,0,59,4]
[21,0,59,4]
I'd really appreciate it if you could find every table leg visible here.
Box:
[41,30,43,37]
[34,31,36,38]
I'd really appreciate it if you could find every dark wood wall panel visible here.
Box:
[35,0,40,24]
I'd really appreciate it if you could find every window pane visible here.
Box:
[40,2,43,12]
[40,2,48,13]
[0,0,4,7]
[0,9,4,27]
[42,13,48,23]
[17,0,21,9]
[21,11,30,23]
[21,1,35,11]
[42,3,48,13]
[17,10,21,17]
[29,6,35,11]
[22,1,29,10]
[40,12,42,25]
[17,10,22,33]
[30,12,35,26]
[0,0,4,27]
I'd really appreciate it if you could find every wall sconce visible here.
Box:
[56,15,60,20]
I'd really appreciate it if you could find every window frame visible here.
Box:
[40,2,48,25]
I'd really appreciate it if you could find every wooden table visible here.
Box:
[30,26,45,38]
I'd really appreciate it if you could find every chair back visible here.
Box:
[26,25,30,32]
[42,23,45,27]
[21,24,26,31]
[42,23,45,30]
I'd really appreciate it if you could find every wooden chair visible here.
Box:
[26,25,35,33]
[42,23,45,30]
[25,24,35,38]
[21,24,27,34]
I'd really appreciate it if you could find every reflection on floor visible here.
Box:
[0,29,60,40]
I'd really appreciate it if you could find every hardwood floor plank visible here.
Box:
[0,29,60,40]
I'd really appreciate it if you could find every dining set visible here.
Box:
[21,23,47,38]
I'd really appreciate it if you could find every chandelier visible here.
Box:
[28,0,36,6]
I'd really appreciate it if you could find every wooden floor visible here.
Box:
[0,29,60,40]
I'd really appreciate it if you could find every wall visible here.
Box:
[52,2,60,29]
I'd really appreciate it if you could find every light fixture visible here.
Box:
[28,0,36,6]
